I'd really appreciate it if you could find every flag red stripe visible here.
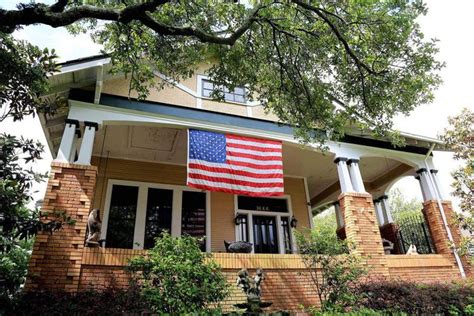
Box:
[227,160,283,170]
[226,142,282,153]
[226,151,282,161]
[188,173,284,188]
[188,163,283,179]
[187,182,284,197]
[227,134,282,146]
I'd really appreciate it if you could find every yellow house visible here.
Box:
[26,55,469,312]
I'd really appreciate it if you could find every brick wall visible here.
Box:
[338,192,389,277]
[25,162,97,292]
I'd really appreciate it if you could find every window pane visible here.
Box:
[236,214,248,242]
[253,216,279,254]
[202,80,214,90]
[182,191,206,251]
[238,196,288,213]
[281,217,292,254]
[144,188,173,249]
[224,92,234,102]
[234,94,245,103]
[234,87,245,95]
[106,185,138,249]
[202,89,212,97]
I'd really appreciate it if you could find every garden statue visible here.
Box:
[234,268,272,313]
[86,208,102,247]
[224,240,253,253]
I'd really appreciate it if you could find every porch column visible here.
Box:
[416,168,437,201]
[333,201,344,229]
[334,157,354,193]
[415,175,428,201]
[347,159,365,192]
[373,198,385,226]
[68,129,81,163]
[380,195,393,224]
[76,121,99,165]
[55,119,79,163]
[430,169,447,200]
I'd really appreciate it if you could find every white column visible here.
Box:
[76,121,98,165]
[333,201,344,229]
[55,119,79,163]
[334,157,354,193]
[415,175,427,201]
[380,195,393,224]
[347,159,365,192]
[68,129,81,163]
[416,168,436,201]
[374,199,385,226]
[430,169,447,200]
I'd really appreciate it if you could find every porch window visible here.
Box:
[103,180,210,251]
[144,188,173,249]
[181,191,207,251]
[106,185,139,249]
[201,79,246,103]
[235,195,294,254]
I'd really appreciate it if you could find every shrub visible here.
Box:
[295,226,367,312]
[4,284,145,316]
[353,278,474,315]
[128,232,229,314]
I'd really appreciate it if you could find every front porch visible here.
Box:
[25,97,470,311]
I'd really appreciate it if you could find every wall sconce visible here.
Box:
[234,214,245,225]
[290,216,298,228]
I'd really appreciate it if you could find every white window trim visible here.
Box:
[197,74,259,107]
[233,194,296,254]
[101,179,211,252]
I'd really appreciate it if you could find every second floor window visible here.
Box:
[201,79,246,103]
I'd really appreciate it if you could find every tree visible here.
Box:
[1,0,443,145]
[388,187,423,222]
[127,233,228,314]
[439,108,473,254]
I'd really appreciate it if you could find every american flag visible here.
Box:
[187,129,284,196]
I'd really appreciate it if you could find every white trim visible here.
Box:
[303,177,314,229]
[58,58,110,74]
[101,179,211,251]
[155,71,199,98]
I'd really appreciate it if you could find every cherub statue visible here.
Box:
[86,208,102,247]
[236,268,265,299]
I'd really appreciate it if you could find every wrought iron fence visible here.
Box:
[395,212,435,254]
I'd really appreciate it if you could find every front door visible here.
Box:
[253,216,279,254]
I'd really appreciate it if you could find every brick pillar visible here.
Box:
[25,162,97,292]
[338,192,389,277]
[422,200,470,276]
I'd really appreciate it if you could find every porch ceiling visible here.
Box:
[92,125,414,208]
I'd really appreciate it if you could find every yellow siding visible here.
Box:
[91,157,310,251]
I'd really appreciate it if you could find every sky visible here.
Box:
[0,1,472,209]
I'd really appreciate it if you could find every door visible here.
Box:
[253,216,279,254]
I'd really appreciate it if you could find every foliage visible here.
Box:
[353,278,474,315]
[0,32,59,122]
[1,0,444,146]
[388,187,423,222]
[0,133,74,302]
[313,207,337,234]
[295,226,367,312]
[439,108,473,255]
[127,233,228,314]
[2,284,146,316]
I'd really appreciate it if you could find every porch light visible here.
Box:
[234,214,245,225]
[290,216,298,228]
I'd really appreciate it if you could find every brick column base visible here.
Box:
[422,200,471,276]
[25,162,97,292]
[338,192,389,277]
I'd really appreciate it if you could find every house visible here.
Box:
[25,55,470,312]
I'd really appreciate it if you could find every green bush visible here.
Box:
[353,278,474,315]
[128,232,229,314]
[295,226,367,312]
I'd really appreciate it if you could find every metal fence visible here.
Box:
[396,212,435,254]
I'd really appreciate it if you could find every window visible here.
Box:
[181,191,207,251]
[144,188,173,249]
[237,196,288,213]
[201,79,246,103]
[103,180,210,251]
[106,185,139,249]
[235,195,294,254]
